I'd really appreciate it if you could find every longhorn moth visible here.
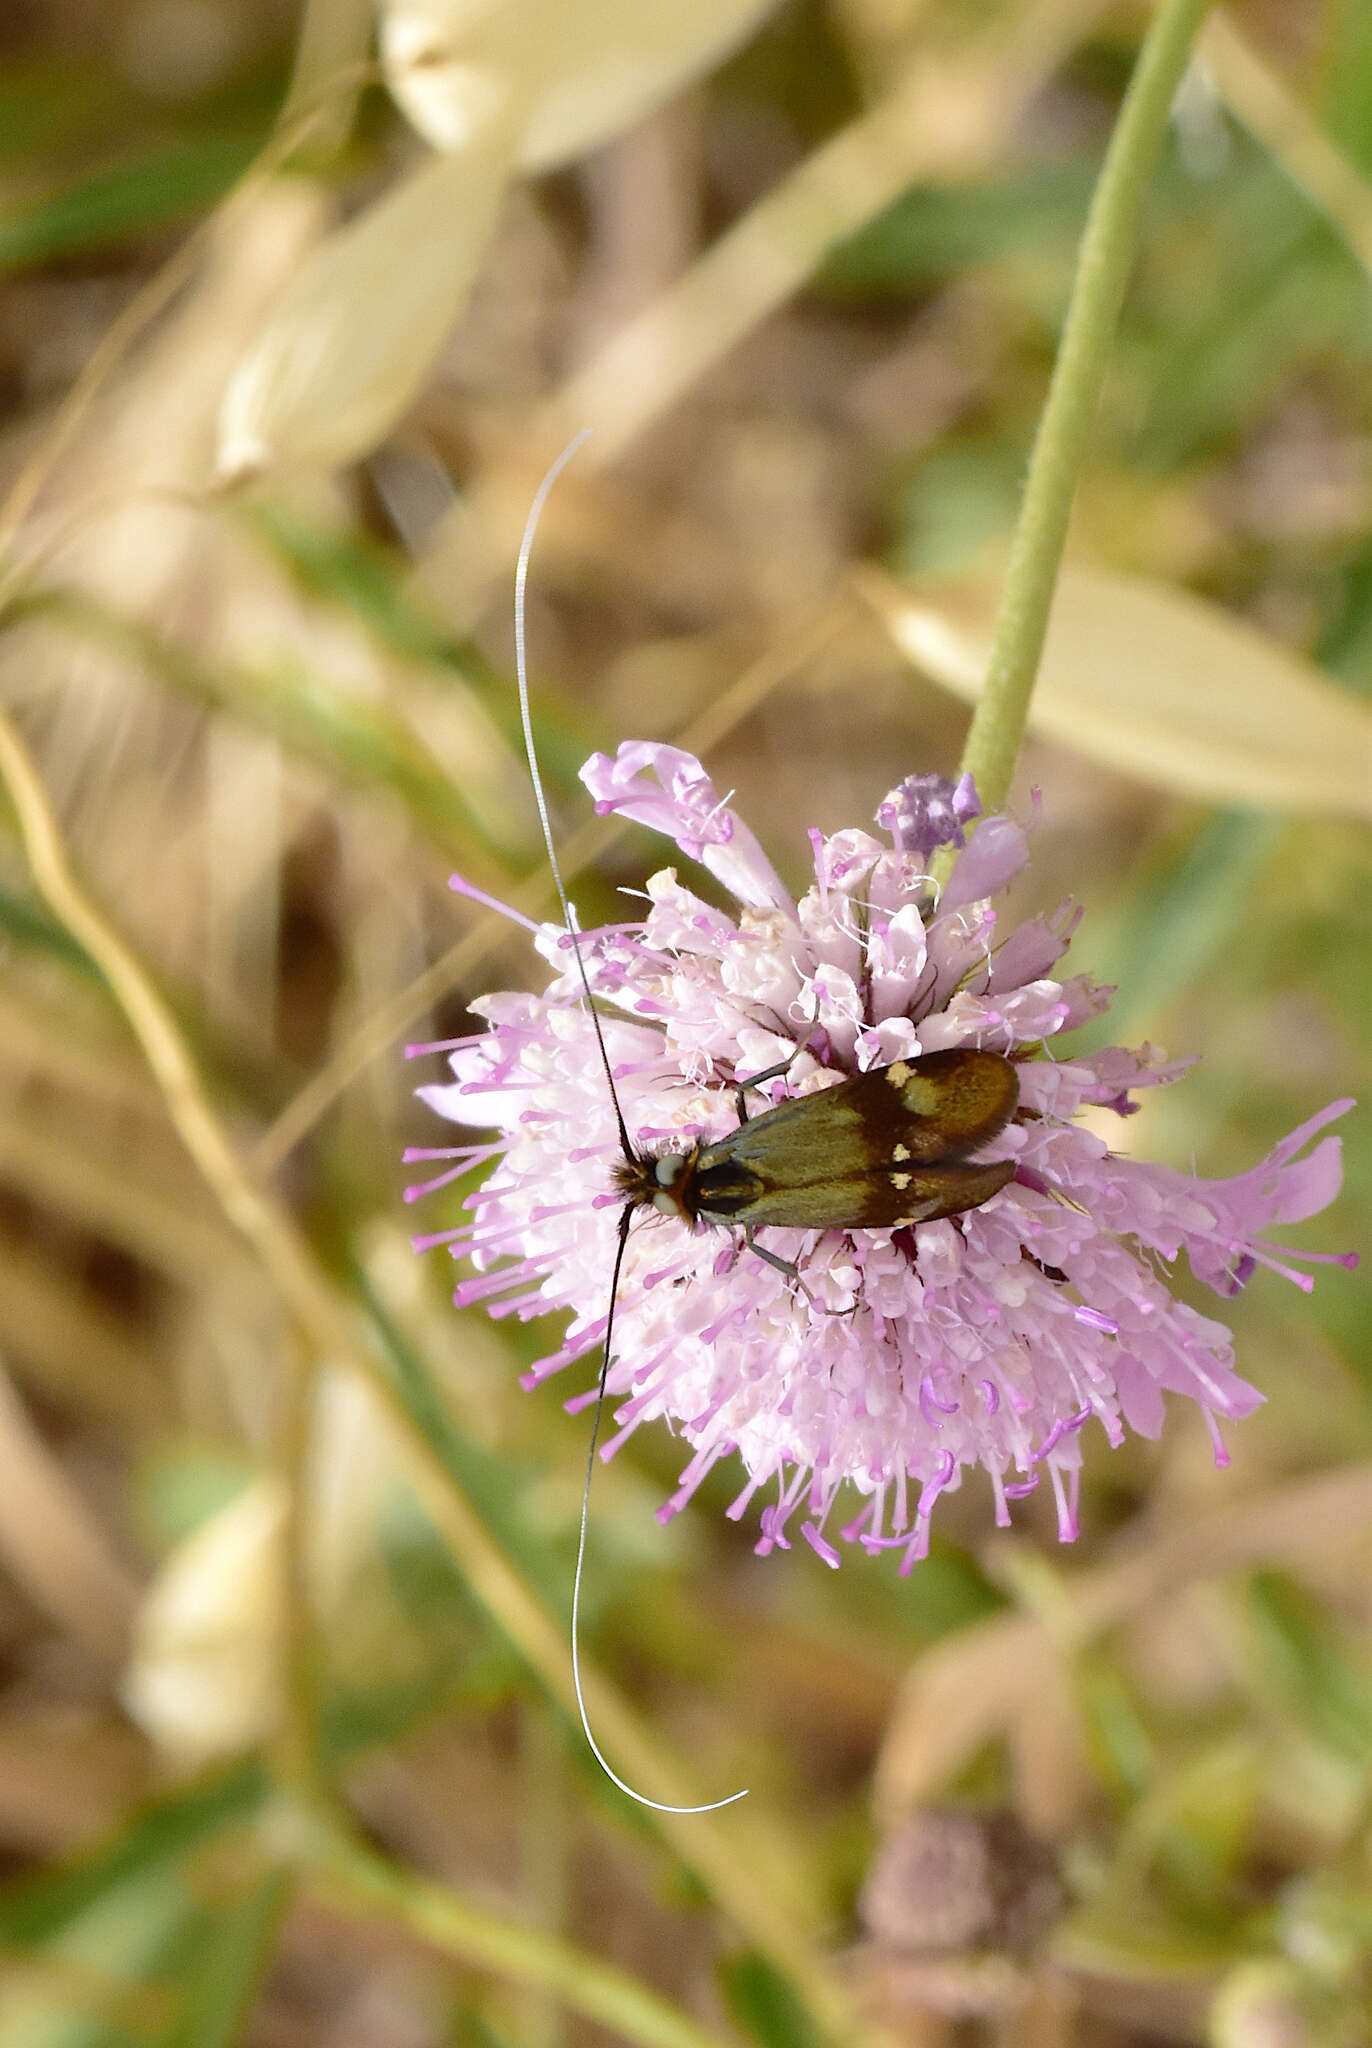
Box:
[499,437,1017,1813]
[411,446,1353,1818]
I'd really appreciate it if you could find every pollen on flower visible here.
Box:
[412,743,1355,1574]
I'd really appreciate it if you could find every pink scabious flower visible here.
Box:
[409,743,1354,1574]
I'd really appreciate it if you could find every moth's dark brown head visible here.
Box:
[612,1144,702,1222]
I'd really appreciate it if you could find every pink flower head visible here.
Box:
[411,744,1355,1574]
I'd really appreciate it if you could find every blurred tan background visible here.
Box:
[0,2,1367,2044]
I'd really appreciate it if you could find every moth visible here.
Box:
[612,1047,1019,1267]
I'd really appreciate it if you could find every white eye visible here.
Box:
[654,1153,683,1187]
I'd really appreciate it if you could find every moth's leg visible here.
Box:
[734,1053,798,1093]
[742,1225,800,1282]
[734,1038,823,1122]
[742,1227,833,1317]
[741,1226,866,1320]
[732,1007,824,1122]
[731,1056,793,1125]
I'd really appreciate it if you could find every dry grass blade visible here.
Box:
[312,1833,745,2048]
[0,87,361,579]
[280,0,376,154]
[382,0,780,170]
[0,983,165,1116]
[217,143,519,483]
[0,1096,255,1285]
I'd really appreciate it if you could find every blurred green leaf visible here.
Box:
[0,1768,264,1951]
[354,1264,575,1612]
[1245,1571,1372,1762]
[129,1447,257,1555]
[1131,157,1371,469]
[1323,0,1372,176]
[449,2009,521,2048]
[0,880,104,982]
[893,443,1024,578]
[160,1869,291,2048]
[1063,1740,1264,1972]
[0,59,115,168]
[0,1802,287,2048]
[1318,539,1372,690]
[8,1868,187,2048]
[1057,1901,1238,1982]
[1067,809,1279,1051]
[718,1951,822,2048]
[810,1536,1000,1649]
[1075,1653,1155,1803]
[0,138,260,272]
[0,2003,133,2048]
[320,1671,477,1763]
[821,163,1092,294]
[1150,1743,1263,1917]
[244,503,484,672]
[11,586,527,872]
[371,1488,529,1710]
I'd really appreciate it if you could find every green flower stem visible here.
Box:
[309,1831,734,2048]
[959,0,1212,812]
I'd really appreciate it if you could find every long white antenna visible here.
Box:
[515,432,633,1163]
[515,434,748,1817]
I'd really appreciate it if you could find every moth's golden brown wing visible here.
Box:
[691,1048,1018,1230]
[705,1154,1017,1229]
[873,1047,1020,1156]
